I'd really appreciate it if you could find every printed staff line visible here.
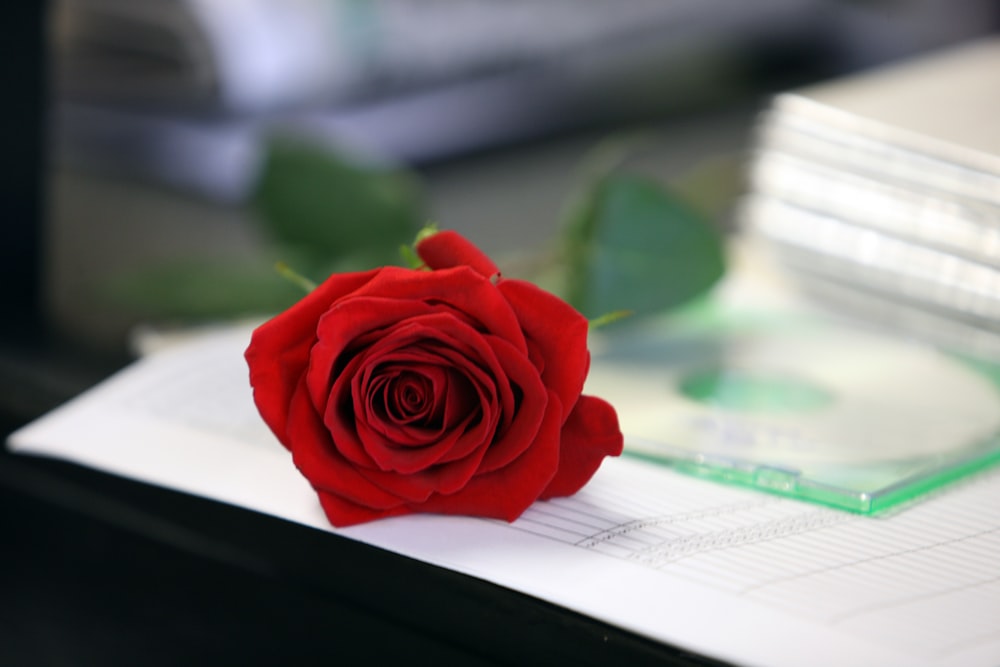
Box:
[724,524,870,566]
[763,533,888,573]
[538,503,680,539]
[748,517,872,562]
[564,495,668,524]
[512,499,798,556]
[797,526,1000,587]
[745,526,1000,596]
[630,505,840,556]
[513,505,655,542]
[574,485,708,520]
[582,472,760,516]
[738,525,1000,595]
[826,572,1000,626]
[541,495,648,527]
[828,517,955,544]
[868,512,995,550]
[820,526,957,563]
[574,500,779,548]
[671,542,838,585]
[506,519,593,545]
[587,525,687,549]
[666,550,805,586]
[862,539,1000,586]
[786,554,982,600]
[574,486,736,522]
[625,509,849,566]
[934,618,1000,658]
[740,563,986,613]
[506,518,678,558]
[522,504,623,534]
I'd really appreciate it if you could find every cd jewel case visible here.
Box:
[657,39,1000,513]
[585,303,1000,514]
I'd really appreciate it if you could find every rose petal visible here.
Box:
[354,411,470,473]
[539,394,624,499]
[246,268,382,448]
[307,297,436,412]
[316,489,411,527]
[378,367,445,426]
[305,267,528,411]
[416,229,500,278]
[497,279,590,421]
[347,347,495,470]
[285,381,408,511]
[319,319,516,496]
[368,346,500,466]
[354,434,494,502]
[323,352,379,469]
[347,266,525,351]
[360,363,450,443]
[325,313,509,472]
[472,334,549,474]
[415,389,564,521]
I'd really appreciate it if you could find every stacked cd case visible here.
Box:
[584,39,1000,515]
[739,37,1000,361]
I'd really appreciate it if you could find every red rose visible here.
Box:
[246,230,623,527]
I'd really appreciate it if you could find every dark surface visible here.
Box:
[0,430,728,667]
[0,453,495,667]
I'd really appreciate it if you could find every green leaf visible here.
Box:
[563,174,726,320]
[253,137,424,266]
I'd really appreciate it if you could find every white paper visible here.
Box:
[8,324,1000,667]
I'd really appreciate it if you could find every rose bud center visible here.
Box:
[387,372,436,424]
[365,360,482,450]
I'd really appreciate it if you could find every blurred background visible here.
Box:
[10,0,1000,355]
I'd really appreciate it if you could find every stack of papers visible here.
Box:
[740,37,1000,361]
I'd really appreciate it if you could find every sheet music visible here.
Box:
[8,324,1000,667]
[510,465,1000,660]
